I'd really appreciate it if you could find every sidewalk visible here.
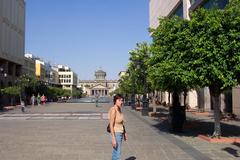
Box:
[128,104,240,159]
[0,103,239,159]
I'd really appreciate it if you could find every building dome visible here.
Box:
[95,69,106,80]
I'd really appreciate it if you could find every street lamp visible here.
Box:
[127,69,136,110]
[0,67,7,87]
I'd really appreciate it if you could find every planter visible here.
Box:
[168,106,186,132]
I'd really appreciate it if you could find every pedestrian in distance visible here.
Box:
[21,100,25,112]
[31,94,35,106]
[41,94,46,105]
[37,93,41,106]
[108,94,128,160]
[95,94,99,107]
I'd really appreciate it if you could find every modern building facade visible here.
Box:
[0,0,25,88]
[78,69,118,97]
[58,65,78,95]
[149,0,240,117]
[22,55,35,77]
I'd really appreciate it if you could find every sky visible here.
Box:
[25,0,152,80]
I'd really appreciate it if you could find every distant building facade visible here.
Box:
[58,65,78,95]
[0,0,25,88]
[22,55,35,77]
[78,69,118,97]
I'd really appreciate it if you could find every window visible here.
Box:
[203,0,229,9]
[172,2,183,18]
[190,0,196,4]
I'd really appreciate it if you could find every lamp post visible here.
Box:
[139,64,149,116]
[0,67,8,109]
[131,73,136,110]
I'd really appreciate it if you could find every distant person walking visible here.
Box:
[108,94,128,160]
[31,94,35,106]
[95,94,99,107]
[41,94,46,105]
[37,93,41,106]
[21,100,25,112]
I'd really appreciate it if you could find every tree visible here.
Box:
[187,0,240,137]
[128,42,151,94]
[16,74,37,102]
[148,16,197,107]
[1,86,21,105]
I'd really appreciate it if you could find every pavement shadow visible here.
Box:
[222,147,240,157]
[233,142,240,148]
[151,108,240,138]
[125,156,136,160]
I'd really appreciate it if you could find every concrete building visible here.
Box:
[57,65,78,95]
[22,54,35,77]
[148,0,240,117]
[50,66,60,86]
[0,0,25,88]
[78,69,118,97]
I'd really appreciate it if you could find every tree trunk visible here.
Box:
[183,91,187,107]
[209,86,221,137]
[168,92,171,105]
[172,91,180,107]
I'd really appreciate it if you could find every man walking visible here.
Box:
[31,94,35,106]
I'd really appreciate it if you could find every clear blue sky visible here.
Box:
[25,0,152,80]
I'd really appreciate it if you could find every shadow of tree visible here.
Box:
[233,142,240,148]
[125,156,136,160]
[151,108,240,138]
[222,147,240,157]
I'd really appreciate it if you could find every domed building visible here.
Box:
[78,69,118,97]
[95,69,106,81]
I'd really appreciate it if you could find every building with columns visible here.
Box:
[78,69,118,97]
[148,0,240,117]
[0,0,25,88]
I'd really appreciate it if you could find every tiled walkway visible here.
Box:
[0,102,239,160]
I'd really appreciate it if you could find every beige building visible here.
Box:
[0,0,25,87]
[78,69,118,97]
[149,0,239,116]
[58,65,78,95]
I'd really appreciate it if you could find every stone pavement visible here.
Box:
[0,102,239,160]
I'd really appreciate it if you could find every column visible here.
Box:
[183,0,191,20]
[233,86,240,117]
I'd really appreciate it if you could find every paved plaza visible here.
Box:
[0,102,239,160]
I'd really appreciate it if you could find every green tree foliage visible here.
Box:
[148,16,197,107]
[117,73,132,95]
[1,86,20,96]
[128,42,151,94]
[187,1,240,137]
[147,0,240,137]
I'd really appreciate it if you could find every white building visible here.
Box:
[58,65,78,95]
